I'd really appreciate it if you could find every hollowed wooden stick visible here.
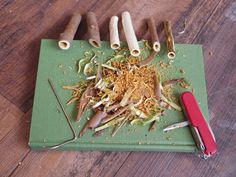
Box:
[122,11,140,57]
[58,12,82,50]
[164,21,176,59]
[147,17,160,52]
[87,12,101,48]
[109,16,120,49]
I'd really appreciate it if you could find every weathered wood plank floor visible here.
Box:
[0,0,235,176]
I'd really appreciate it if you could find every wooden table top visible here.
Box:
[0,0,235,176]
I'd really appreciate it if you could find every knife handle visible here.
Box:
[181,91,217,157]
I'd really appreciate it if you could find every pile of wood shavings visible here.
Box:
[102,58,157,113]
[63,49,190,137]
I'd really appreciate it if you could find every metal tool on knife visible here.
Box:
[163,91,217,159]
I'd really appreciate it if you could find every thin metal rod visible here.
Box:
[163,121,189,132]
[45,79,77,149]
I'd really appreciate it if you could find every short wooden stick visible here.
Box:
[164,21,176,59]
[147,17,160,52]
[87,12,101,48]
[122,11,140,57]
[109,16,120,50]
[58,12,82,50]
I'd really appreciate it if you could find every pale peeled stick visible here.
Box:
[121,11,140,57]
[109,16,120,49]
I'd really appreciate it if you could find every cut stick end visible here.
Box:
[153,42,161,52]
[111,16,119,21]
[73,11,82,16]
[89,39,101,48]
[168,52,176,59]
[111,43,120,50]
[131,49,141,57]
[122,11,130,16]
[58,40,70,50]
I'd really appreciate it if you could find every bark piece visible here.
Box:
[106,102,121,112]
[76,83,96,121]
[101,105,129,124]
[79,110,107,137]
[137,51,158,66]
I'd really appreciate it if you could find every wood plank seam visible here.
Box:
[172,0,202,32]
[0,110,32,177]
[112,153,132,177]
[7,150,31,177]
[191,0,223,44]
[0,112,26,144]
[0,93,21,113]
[0,0,14,11]
[0,93,25,142]
[90,0,103,11]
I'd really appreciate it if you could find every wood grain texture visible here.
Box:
[0,0,98,112]
[0,110,31,177]
[10,151,130,177]
[0,94,24,141]
[0,0,235,176]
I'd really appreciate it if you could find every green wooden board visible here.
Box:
[29,39,209,152]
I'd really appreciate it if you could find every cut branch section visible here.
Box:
[164,21,176,59]
[58,12,82,50]
[87,12,101,48]
[147,17,160,52]
[109,16,120,49]
[122,11,140,57]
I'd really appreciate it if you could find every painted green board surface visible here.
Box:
[29,39,209,152]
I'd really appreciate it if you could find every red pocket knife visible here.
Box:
[163,91,217,159]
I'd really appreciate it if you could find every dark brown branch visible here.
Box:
[137,51,158,66]
[76,83,96,121]
[147,17,160,52]
[86,12,101,48]
[79,110,107,137]
[163,21,176,59]
[101,105,129,124]
[58,12,82,50]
